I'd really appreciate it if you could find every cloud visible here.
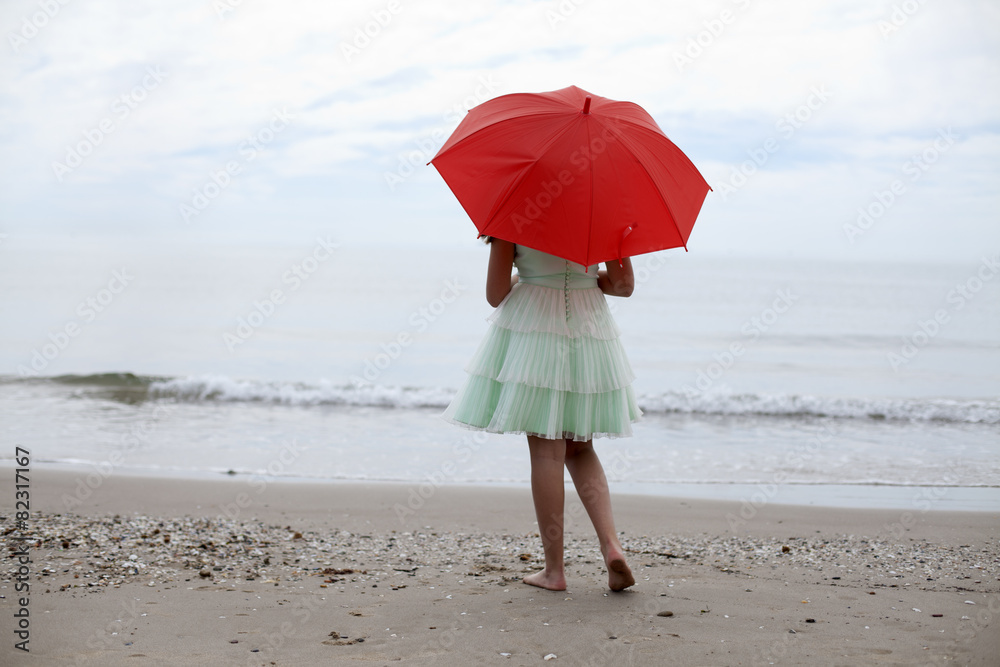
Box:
[0,0,997,260]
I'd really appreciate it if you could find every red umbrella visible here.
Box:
[429,85,711,267]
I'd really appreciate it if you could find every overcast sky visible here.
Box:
[1,0,998,262]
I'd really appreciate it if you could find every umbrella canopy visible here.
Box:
[429,85,711,267]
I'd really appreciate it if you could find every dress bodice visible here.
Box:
[514,245,599,290]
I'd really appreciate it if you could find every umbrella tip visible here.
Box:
[582,96,591,114]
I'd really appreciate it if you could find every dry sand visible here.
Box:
[1,468,998,666]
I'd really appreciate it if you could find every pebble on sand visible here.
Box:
[8,511,996,608]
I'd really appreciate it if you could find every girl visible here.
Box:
[442,237,640,592]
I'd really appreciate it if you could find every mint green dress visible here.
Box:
[443,244,642,441]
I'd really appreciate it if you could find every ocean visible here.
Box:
[2,238,998,511]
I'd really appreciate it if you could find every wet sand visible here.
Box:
[1,468,998,665]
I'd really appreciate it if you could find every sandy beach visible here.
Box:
[2,468,997,666]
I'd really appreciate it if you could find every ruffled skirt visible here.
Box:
[442,283,642,441]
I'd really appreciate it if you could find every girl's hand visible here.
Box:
[486,239,516,307]
[598,258,634,297]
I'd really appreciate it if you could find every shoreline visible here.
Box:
[1,468,998,665]
[6,461,998,513]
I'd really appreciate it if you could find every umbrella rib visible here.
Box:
[480,120,586,232]
[604,116,710,185]
[597,119,700,250]
[596,121,631,263]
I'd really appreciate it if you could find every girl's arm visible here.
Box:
[486,239,517,307]
[598,258,634,297]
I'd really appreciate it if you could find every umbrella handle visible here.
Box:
[617,226,633,266]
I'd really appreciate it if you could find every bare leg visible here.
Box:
[564,440,634,591]
[522,435,567,591]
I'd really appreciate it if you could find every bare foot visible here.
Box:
[606,551,635,592]
[522,569,567,591]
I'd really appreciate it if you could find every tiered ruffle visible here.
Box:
[442,283,642,441]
